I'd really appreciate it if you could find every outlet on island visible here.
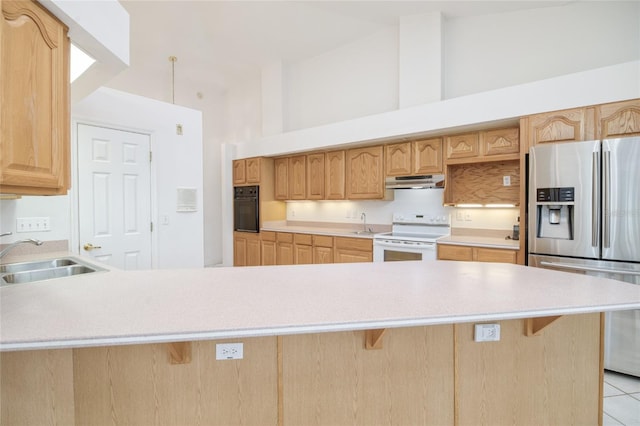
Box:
[216,342,244,360]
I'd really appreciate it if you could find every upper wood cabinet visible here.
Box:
[288,155,306,200]
[306,153,325,200]
[346,146,385,199]
[1,0,70,195]
[445,128,519,164]
[521,106,596,147]
[596,99,640,139]
[385,139,443,176]
[325,150,346,200]
[274,157,289,200]
[233,157,262,185]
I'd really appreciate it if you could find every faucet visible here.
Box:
[0,238,44,260]
[360,212,372,233]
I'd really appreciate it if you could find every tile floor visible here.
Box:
[604,371,640,425]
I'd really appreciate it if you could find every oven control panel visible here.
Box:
[392,213,450,225]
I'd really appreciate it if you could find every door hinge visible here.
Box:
[151,222,154,232]
[149,151,153,162]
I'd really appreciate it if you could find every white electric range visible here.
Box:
[373,213,450,262]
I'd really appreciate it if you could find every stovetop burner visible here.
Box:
[374,213,451,242]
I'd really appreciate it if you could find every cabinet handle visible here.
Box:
[83,243,102,251]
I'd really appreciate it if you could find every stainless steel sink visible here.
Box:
[352,231,376,235]
[0,257,106,286]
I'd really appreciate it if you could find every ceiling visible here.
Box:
[113,1,572,99]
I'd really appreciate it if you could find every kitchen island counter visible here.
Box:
[1,257,638,351]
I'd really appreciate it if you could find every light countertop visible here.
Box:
[1,255,639,351]
[437,235,520,250]
[260,221,386,238]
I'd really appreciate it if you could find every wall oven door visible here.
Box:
[373,240,437,262]
[233,186,259,232]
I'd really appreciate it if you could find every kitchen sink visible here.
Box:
[0,257,106,286]
[351,231,376,235]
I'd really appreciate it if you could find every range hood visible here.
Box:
[385,175,444,190]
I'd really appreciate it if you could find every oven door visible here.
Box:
[373,240,436,262]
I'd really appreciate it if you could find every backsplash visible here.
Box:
[284,189,519,230]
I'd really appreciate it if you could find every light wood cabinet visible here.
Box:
[386,139,443,176]
[521,106,596,147]
[277,232,294,265]
[261,231,277,266]
[234,232,261,267]
[414,138,443,174]
[306,153,325,200]
[325,150,346,200]
[596,98,640,139]
[312,235,334,264]
[346,146,385,199]
[1,0,70,195]
[293,233,313,265]
[445,127,519,163]
[437,244,517,264]
[288,155,306,200]
[232,160,246,185]
[233,157,262,185]
[334,237,373,263]
[274,157,289,200]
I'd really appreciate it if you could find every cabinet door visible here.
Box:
[480,128,520,157]
[232,160,246,185]
[325,151,346,200]
[246,235,261,266]
[261,240,277,266]
[475,248,517,264]
[1,0,70,195]
[437,244,473,261]
[306,153,325,200]
[525,107,595,146]
[346,146,384,199]
[245,157,261,184]
[288,155,306,200]
[277,233,294,265]
[414,138,443,174]
[334,237,372,263]
[234,234,247,266]
[445,133,479,161]
[385,142,412,176]
[313,246,334,264]
[597,99,640,139]
[294,244,313,265]
[274,158,289,200]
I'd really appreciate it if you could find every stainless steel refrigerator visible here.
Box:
[529,137,640,377]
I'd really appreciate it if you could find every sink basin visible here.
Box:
[352,231,376,235]
[0,258,77,274]
[0,257,106,286]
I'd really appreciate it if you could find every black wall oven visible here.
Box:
[234,186,259,232]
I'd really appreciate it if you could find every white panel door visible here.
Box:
[77,124,152,270]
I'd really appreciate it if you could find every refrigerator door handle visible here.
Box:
[592,151,599,247]
[540,261,640,276]
[603,149,611,248]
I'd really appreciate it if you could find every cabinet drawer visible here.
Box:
[313,235,334,248]
[437,245,473,261]
[445,133,479,160]
[261,231,276,242]
[277,232,294,243]
[294,233,313,245]
[475,248,517,264]
[334,237,372,252]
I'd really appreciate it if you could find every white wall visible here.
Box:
[0,196,70,243]
[286,26,399,131]
[72,88,205,269]
[444,2,640,98]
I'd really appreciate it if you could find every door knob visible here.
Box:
[83,243,102,251]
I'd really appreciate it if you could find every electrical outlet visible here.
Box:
[464,213,472,221]
[16,217,51,232]
[503,175,511,186]
[456,211,463,221]
[474,324,501,342]
[216,343,243,360]
[176,124,183,135]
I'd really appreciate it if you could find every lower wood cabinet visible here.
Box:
[276,232,294,265]
[294,233,313,265]
[313,235,334,264]
[261,231,277,265]
[437,243,517,264]
[233,232,261,266]
[334,236,373,263]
